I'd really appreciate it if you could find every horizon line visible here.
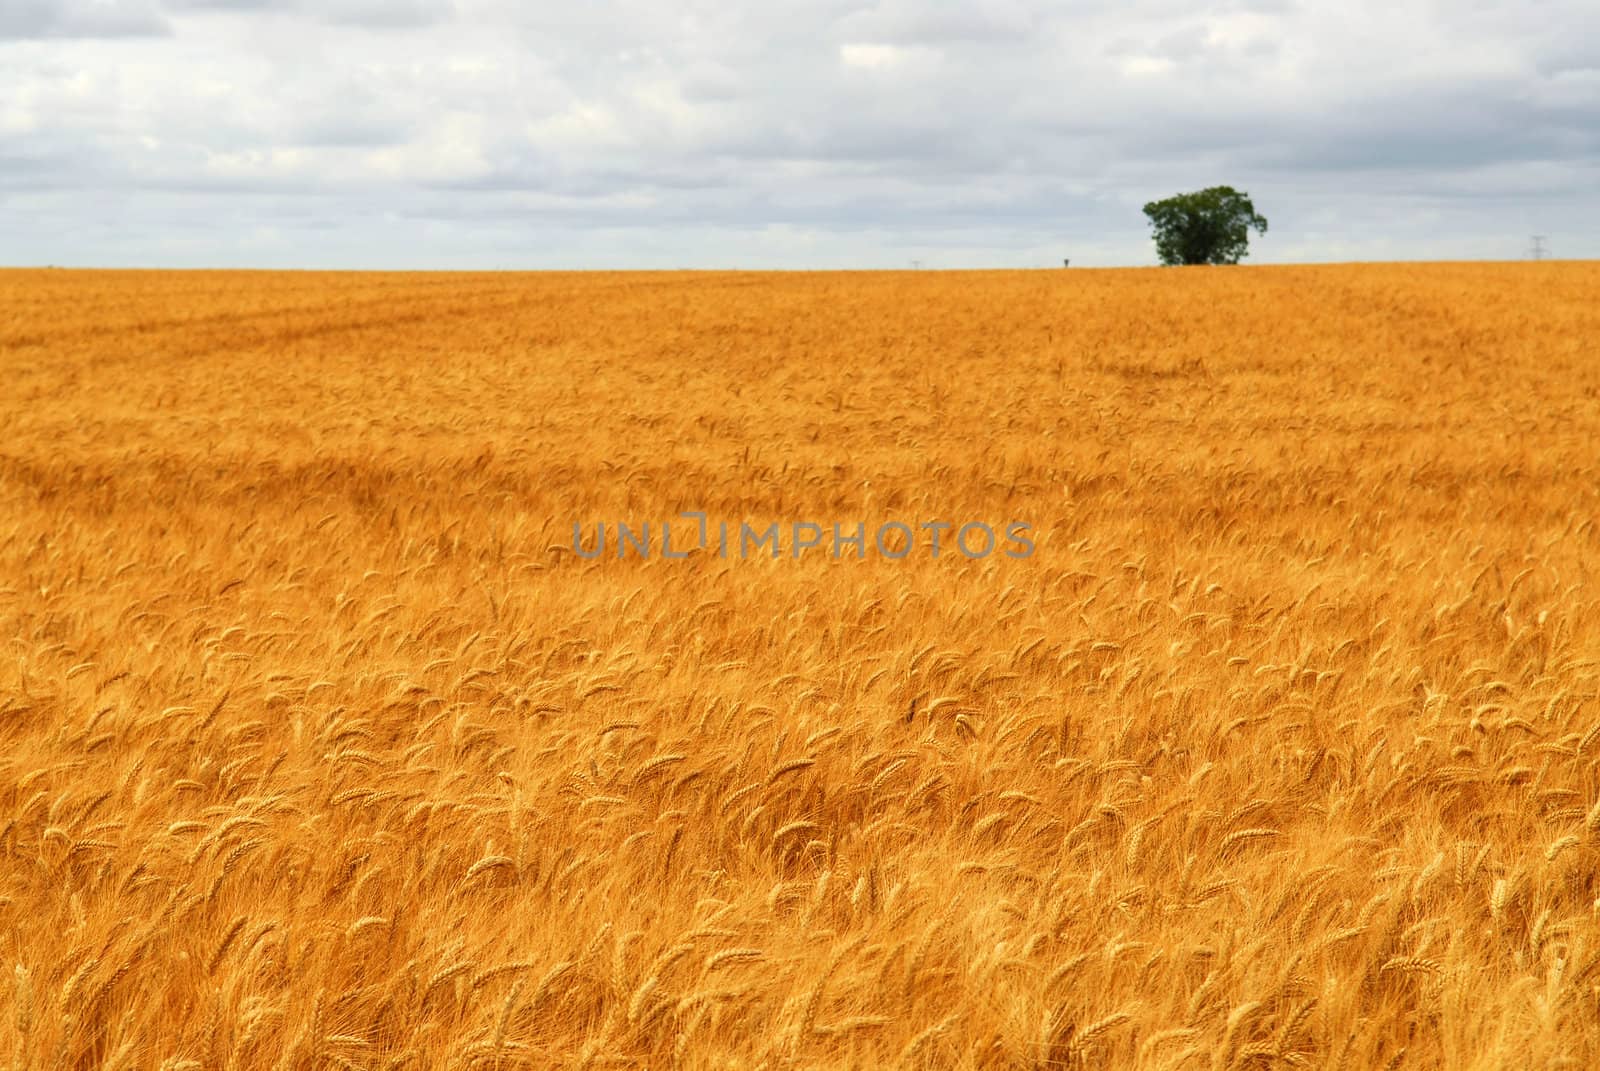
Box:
[2,257,1592,274]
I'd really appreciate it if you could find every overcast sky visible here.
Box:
[2,0,1595,268]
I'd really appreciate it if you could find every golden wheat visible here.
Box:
[2,263,1599,1068]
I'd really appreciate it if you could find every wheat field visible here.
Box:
[2,262,1599,1070]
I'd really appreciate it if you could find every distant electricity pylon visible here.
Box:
[910,259,923,270]
[1529,235,1548,260]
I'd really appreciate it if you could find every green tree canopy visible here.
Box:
[1142,186,1268,266]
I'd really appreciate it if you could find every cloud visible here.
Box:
[835,2,1041,47]
[1,0,1596,266]
[162,0,454,27]
[0,0,169,39]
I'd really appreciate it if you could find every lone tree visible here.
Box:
[1142,186,1268,265]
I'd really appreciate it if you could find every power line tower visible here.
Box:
[1529,235,1548,260]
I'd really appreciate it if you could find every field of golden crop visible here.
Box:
[2,262,1599,1070]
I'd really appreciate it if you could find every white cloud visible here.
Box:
[838,42,941,73]
[1118,55,1175,77]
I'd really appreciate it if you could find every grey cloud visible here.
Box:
[1239,85,1600,175]
[160,0,277,9]
[161,0,454,27]
[292,115,414,148]
[316,0,454,28]
[1535,40,1600,78]
[0,147,94,187]
[0,0,168,38]
[835,1,1043,46]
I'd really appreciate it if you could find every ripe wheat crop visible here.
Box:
[2,262,1600,1069]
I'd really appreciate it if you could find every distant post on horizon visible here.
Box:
[1063,259,1070,267]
